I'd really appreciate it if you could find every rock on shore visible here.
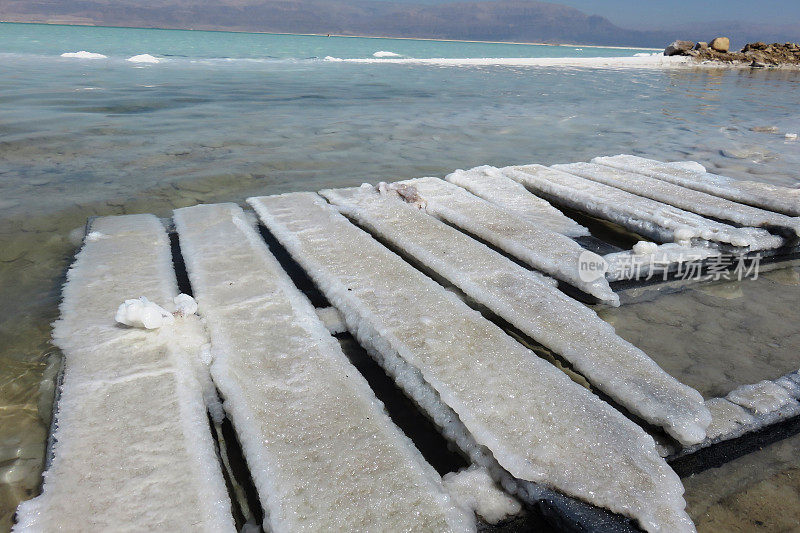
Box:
[664,38,800,67]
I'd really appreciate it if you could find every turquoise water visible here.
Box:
[1,21,800,531]
[0,22,654,60]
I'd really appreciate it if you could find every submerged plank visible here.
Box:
[593,154,800,217]
[321,185,710,445]
[14,215,235,532]
[445,166,590,237]
[554,162,800,237]
[386,177,619,305]
[250,192,695,533]
[504,164,783,250]
[173,203,473,533]
[603,243,722,282]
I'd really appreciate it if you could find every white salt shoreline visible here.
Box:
[328,55,693,68]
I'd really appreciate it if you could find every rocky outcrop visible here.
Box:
[664,40,695,56]
[664,38,800,67]
[709,37,730,52]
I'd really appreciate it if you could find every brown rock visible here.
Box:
[664,40,695,56]
[710,37,730,52]
[695,41,708,50]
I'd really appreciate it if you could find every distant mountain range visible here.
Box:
[0,0,797,48]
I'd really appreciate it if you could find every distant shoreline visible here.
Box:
[0,20,662,51]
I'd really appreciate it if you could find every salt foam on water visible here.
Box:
[60,51,107,59]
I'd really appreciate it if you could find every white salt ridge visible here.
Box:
[322,185,709,445]
[726,380,794,414]
[14,214,235,532]
[332,55,692,68]
[604,243,721,282]
[555,162,800,237]
[445,166,589,237]
[60,51,107,59]
[250,192,696,533]
[504,164,783,250]
[173,203,473,533]
[443,466,521,524]
[314,306,347,334]
[593,154,800,217]
[127,53,161,63]
[388,177,619,305]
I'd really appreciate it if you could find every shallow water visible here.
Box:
[1,22,800,531]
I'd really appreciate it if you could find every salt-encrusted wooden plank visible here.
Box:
[321,185,709,445]
[504,164,783,250]
[249,192,695,533]
[445,166,590,237]
[554,162,800,237]
[593,155,800,217]
[385,177,619,305]
[14,215,235,532]
[173,203,473,533]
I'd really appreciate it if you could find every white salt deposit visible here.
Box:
[60,51,107,59]
[593,154,800,217]
[127,53,161,63]
[443,466,521,524]
[726,380,794,414]
[115,296,175,329]
[702,398,758,441]
[785,133,798,141]
[13,214,235,532]
[633,241,659,255]
[85,231,106,241]
[668,161,706,173]
[333,55,692,68]
[445,166,589,237]
[250,192,696,533]
[373,50,402,57]
[775,375,800,398]
[387,177,619,305]
[504,164,783,250]
[554,162,800,237]
[314,306,347,334]
[174,293,198,316]
[322,186,709,445]
[173,203,473,533]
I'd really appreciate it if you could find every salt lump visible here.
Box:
[726,380,794,414]
[633,241,659,255]
[443,466,521,524]
[115,296,174,329]
[250,192,697,533]
[127,54,161,63]
[174,293,198,316]
[60,51,107,59]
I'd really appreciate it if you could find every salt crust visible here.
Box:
[174,203,473,533]
[322,185,710,445]
[504,164,783,250]
[726,380,794,414]
[445,166,589,237]
[443,466,521,524]
[554,162,800,237]
[249,192,696,533]
[13,214,235,532]
[386,177,619,305]
[594,154,800,217]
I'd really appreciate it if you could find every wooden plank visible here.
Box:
[14,215,235,532]
[249,192,695,533]
[173,203,472,533]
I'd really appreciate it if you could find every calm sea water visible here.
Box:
[1,22,800,531]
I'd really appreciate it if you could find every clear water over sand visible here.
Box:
[1,22,799,531]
